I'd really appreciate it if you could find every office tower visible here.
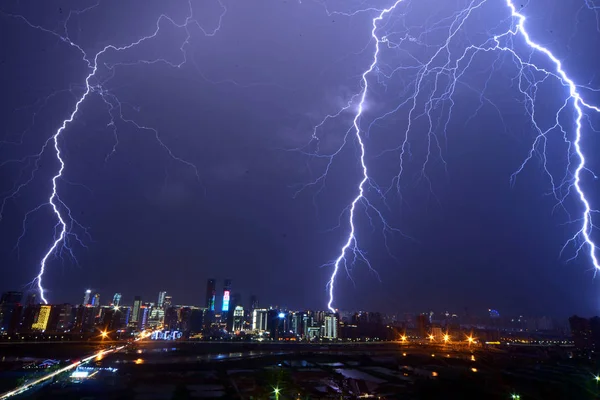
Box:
[83,289,91,306]
[157,291,167,308]
[112,293,122,307]
[205,279,216,311]
[252,309,268,332]
[164,296,172,309]
[131,296,142,324]
[233,306,244,332]
[91,293,101,307]
[222,279,232,313]
[250,295,259,310]
[324,314,338,339]
[32,305,52,331]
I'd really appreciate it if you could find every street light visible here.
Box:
[443,334,449,343]
[273,387,281,400]
[101,331,108,339]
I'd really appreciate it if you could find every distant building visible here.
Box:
[416,314,429,338]
[112,293,122,307]
[222,279,232,323]
[131,296,142,324]
[252,309,268,332]
[91,293,100,307]
[32,305,52,331]
[233,306,244,332]
[163,296,172,309]
[569,315,592,350]
[324,314,338,339]
[48,304,73,332]
[157,291,167,308]
[138,306,149,330]
[189,308,204,335]
[205,279,216,311]
[83,289,91,306]
[250,295,259,310]
[164,307,179,331]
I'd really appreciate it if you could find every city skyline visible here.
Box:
[1,0,600,318]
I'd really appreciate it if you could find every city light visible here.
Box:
[100,331,108,339]
[511,395,521,400]
[443,334,450,343]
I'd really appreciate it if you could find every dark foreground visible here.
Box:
[2,341,599,399]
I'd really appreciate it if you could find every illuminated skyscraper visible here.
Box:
[157,291,167,308]
[252,309,268,332]
[131,296,142,324]
[205,279,216,311]
[163,295,172,308]
[112,293,122,307]
[233,306,244,332]
[83,289,91,306]
[91,293,100,307]
[222,279,232,313]
[324,314,338,339]
[32,305,51,331]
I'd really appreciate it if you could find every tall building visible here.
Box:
[222,279,232,312]
[324,314,338,339]
[233,306,244,332]
[0,292,23,334]
[164,296,172,308]
[131,296,142,324]
[26,292,37,306]
[205,279,216,311]
[252,308,268,332]
[1,291,23,304]
[83,289,91,306]
[157,291,167,308]
[250,295,259,310]
[112,293,122,307]
[32,305,52,331]
[91,293,100,307]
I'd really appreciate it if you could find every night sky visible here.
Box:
[1,0,600,318]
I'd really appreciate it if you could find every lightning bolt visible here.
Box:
[1,1,226,303]
[309,0,600,311]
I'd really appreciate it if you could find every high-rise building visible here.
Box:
[250,295,259,310]
[131,296,142,324]
[48,304,73,332]
[26,292,37,306]
[222,279,232,312]
[112,293,122,307]
[252,308,268,332]
[0,292,23,334]
[1,291,23,304]
[205,279,216,311]
[91,293,100,307]
[157,291,167,308]
[324,314,338,339]
[233,306,244,332]
[32,305,52,331]
[83,289,91,306]
[164,296,172,308]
